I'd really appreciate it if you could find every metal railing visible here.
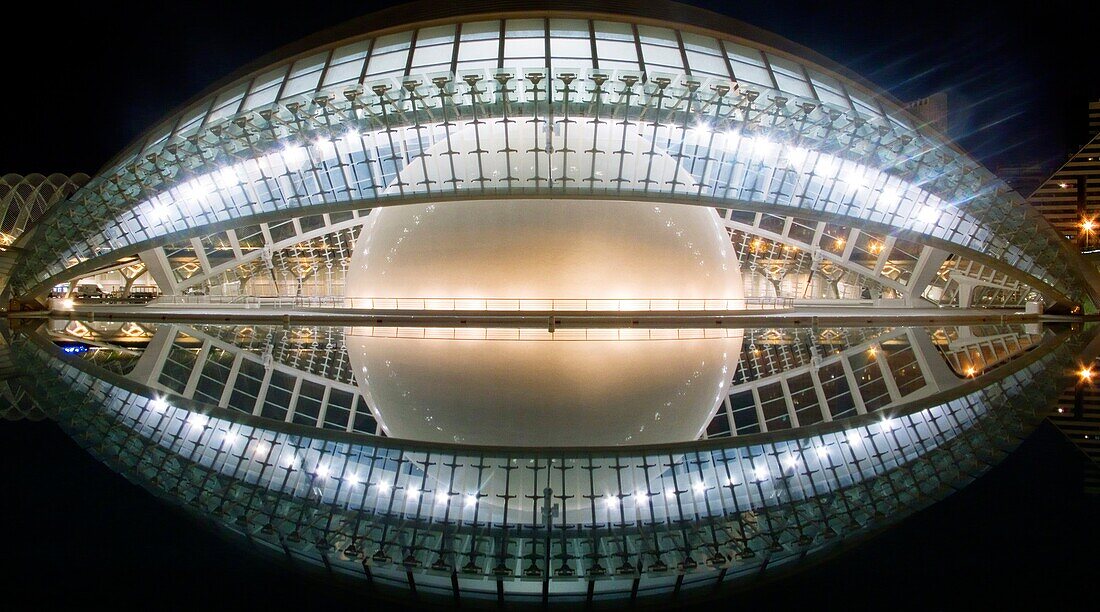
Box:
[148,295,795,311]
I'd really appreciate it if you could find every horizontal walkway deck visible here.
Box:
[14,304,1060,329]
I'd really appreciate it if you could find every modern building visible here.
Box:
[3,0,1099,606]
[996,163,1049,197]
[1089,100,1100,141]
[1028,128,1100,243]
[1023,99,1100,491]
[904,91,950,137]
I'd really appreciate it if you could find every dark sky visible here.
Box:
[0,0,1096,176]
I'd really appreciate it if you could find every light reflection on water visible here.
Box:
[42,319,1052,445]
[2,318,1092,598]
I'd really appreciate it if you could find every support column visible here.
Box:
[138,248,179,296]
[905,247,950,306]
[907,328,962,394]
[126,324,178,389]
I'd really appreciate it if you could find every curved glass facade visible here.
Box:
[9,10,1095,307]
[6,2,1098,606]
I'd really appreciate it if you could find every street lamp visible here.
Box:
[1080,217,1096,249]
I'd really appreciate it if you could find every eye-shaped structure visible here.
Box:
[3,0,1097,607]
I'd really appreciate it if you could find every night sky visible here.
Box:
[1,0,1096,175]
[3,0,1099,607]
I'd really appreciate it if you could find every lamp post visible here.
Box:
[1077,175,1091,251]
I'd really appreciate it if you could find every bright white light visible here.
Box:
[151,397,168,413]
[726,476,739,486]
[253,442,270,457]
[916,205,940,224]
[113,116,961,324]
[187,413,208,428]
[179,178,215,203]
[316,465,330,479]
[750,137,777,158]
[815,154,838,176]
[282,145,308,168]
[691,121,711,138]
[754,466,770,481]
[815,446,829,460]
[214,168,238,190]
[177,182,200,201]
[435,492,449,504]
[634,490,649,502]
[407,489,419,500]
[878,187,902,209]
[783,456,800,471]
[664,488,676,499]
[842,166,866,188]
[346,473,360,487]
[223,430,240,446]
[692,481,706,495]
[847,430,863,447]
[283,454,300,469]
[59,298,75,310]
[604,494,619,508]
[377,480,391,494]
[313,138,335,159]
[723,130,740,148]
[464,493,477,507]
[786,146,809,168]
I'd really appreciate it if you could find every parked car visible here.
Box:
[129,285,160,303]
[73,284,105,301]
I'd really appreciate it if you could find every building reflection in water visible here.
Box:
[2,319,1094,603]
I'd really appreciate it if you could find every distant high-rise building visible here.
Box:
[1049,381,1100,495]
[1027,128,1100,241]
[1027,100,1100,493]
[905,91,951,136]
[996,163,1049,197]
[1088,100,1100,141]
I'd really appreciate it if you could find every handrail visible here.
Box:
[149,294,796,311]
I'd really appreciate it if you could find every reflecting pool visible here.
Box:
[1,318,1093,604]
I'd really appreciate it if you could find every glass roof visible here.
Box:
[8,13,1093,308]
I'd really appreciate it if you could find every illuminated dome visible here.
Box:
[346,122,744,445]
[346,198,740,304]
[345,122,744,305]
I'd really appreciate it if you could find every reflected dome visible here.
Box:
[347,329,741,446]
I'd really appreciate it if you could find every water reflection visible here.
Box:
[35,319,1063,443]
[346,327,742,446]
[2,318,1094,600]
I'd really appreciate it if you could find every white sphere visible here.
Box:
[346,118,743,446]
[347,198,741,303]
